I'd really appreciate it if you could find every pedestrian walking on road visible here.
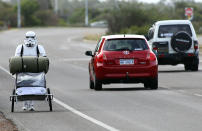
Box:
[15,31,46,111]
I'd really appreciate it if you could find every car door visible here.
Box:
[90,38,103,80]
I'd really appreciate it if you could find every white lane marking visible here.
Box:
[54,98,119,131]
[0,66,11,75]
[194,94,202,97]
[0,65,119,131]
[0,66,16,79]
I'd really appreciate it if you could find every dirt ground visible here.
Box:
[0,112,17,131]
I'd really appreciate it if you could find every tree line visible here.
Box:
[1,0,202,35]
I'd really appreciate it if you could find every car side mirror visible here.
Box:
[85,51,93,56]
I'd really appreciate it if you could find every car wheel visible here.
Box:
[146,77,158,90]
[191,64,198,71]
[191,58,199,71]
[144,82,150,89]
[150,77,158,90]
[89,76,94,89]
[94,75,102,91]
[184,64,191,71]
[144,77,158,90]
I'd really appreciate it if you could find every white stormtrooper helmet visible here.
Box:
[24,31,37,47]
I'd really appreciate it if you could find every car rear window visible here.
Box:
[158,24,192,38]
[103,38,149,51]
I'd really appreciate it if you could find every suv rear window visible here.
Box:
[103,38,148,51]
[158,24,192,38]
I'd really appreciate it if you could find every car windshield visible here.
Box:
[103,38,148,51]
[158,24,192,38]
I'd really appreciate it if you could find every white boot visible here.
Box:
[28,101,35,111]
[22,106,28,111]
[22,101,28,111]
[29,105,35,111]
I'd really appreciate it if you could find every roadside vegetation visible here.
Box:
[83,33,103,41]
[1,0,202,36]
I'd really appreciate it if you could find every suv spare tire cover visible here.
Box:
[171,31,192,53]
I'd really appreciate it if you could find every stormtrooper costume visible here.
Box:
[15,31,46,111]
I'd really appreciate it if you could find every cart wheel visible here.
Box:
[47,88,52,111]
[11,89,15,112]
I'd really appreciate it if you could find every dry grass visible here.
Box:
[83,33,104,41]
[199,44,202,50]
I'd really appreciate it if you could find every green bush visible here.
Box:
[0,21,4,27]
[69,8,85,25]
[0,1,16,27]
[58,18,67,26]
[34,10,58,26]
[106,2,155,34]
[21,0,40,26]
[120,25,150,36]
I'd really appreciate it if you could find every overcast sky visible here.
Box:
[138,0,161,3]
[138,0,202,3]
[2,0,202,4]
[99,0,202,3]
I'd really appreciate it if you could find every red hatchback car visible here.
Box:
[85,35,158,90]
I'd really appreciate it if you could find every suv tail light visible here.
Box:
[152,42,158,50]
[194,40,198,50]
[152,42,168,51]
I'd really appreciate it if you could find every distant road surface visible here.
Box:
[197,35,202,44]
[0,28,202,131]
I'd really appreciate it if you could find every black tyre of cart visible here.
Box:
[47,88,52,111]
[11,89,15,112]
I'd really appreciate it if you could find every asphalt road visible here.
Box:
[0,28,202,131]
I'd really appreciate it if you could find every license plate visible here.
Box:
[120,59,134,65]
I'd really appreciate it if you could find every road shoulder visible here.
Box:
[0,112,18,131]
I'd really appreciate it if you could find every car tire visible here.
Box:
[184,64,191,71]
[89,76,94,89]
[145,77,158,90]
[191,64,198,71]
[94,75,102,91]
[144,82,150,89]
[150,77,158,90]
[191,58,199,71]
